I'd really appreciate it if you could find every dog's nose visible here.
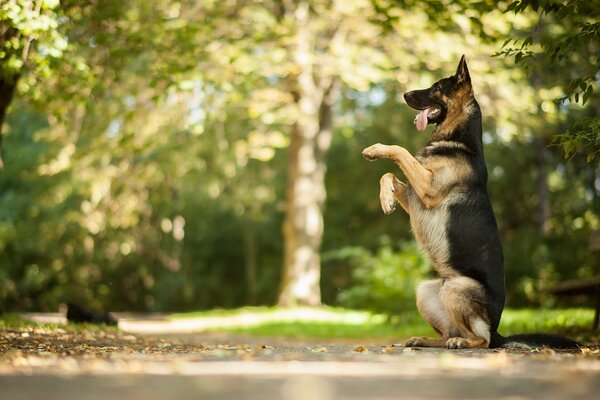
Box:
[403,92,412,102]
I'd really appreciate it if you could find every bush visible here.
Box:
[331,239,429,315]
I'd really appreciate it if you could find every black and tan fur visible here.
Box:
[363,56,577,349]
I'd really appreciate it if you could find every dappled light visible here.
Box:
[119,307,387,334]
[0,0,597,313]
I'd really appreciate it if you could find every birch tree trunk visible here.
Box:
[278,2,336,306]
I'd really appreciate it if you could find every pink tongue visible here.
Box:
[415,108,430,132]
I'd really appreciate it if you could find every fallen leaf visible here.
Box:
[354,346,368,353]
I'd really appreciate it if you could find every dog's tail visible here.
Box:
[490,331,579,349]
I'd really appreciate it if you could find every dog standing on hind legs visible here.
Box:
[363,55,578,349]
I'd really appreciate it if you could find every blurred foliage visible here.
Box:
[328,240,429,314]
[500,0,600,161]
[0,0,68,84]
[0,0,598,314]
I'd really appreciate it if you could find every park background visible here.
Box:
[0,0,598,333]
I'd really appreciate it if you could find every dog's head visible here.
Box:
[403,55,473,133]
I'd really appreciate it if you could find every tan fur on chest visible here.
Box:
[408,186,463,278]
[408,152,472,277]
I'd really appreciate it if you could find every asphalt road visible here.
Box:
[2,314,600,399]
[2,335,600,400]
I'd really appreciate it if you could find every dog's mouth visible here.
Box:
[414,107,442,132]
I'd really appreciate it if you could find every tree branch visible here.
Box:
[21,0,44,63]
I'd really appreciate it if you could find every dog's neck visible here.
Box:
[432,97,482,153]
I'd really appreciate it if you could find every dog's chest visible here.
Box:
[407,187,464,274]
[408,191,449,264]
[407,146,472,273]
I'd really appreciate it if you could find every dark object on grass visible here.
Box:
[66,303,118,326]
[548,276,600,332]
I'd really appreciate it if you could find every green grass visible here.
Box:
[2,307,596,342]
[0,314,118,333]
[167,306,597,341]
[0,314,60,330]
[168,306,430,339]
[499,308,595,336]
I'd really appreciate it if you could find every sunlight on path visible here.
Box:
[118,308,380,334]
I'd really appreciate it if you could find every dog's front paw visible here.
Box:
[381,198,396,215]
[380,189,396,215]
[362,144,385,161]
[404,336,428,347]
[445,337,468,349]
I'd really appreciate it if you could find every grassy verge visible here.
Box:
[499,308,595,338]
[0,314,119,334]
[2,307,597,342]
[169,306,433,340]
[169,306,597,341]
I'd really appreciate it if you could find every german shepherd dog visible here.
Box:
[362,56,577,349]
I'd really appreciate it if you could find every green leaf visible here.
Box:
[515,52,523,64]
[505,1,519,13]
[501,38,512,49]
[582,86,592,105]
[530,0,539,12]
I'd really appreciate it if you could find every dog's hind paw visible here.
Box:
[445,337,468,349]
[404,337,428,347]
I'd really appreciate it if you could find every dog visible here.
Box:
[362,56,577,349]
[66,303,118,326]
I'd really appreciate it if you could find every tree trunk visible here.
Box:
[243,223,257,305]
[278,2,337,307]
[535,136,550,234]
[0,75,19,170]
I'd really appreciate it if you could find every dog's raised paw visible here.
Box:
[379,186,396,214]
[362,150,377,161]
[362,144,383,161]
[381,198,396,214]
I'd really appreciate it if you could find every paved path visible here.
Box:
[2,330,600,399]
[2,314,600,399]
[3,370,600,400]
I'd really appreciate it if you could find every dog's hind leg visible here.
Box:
[405,278,492,349]
[379,173,410,214]
[404,279,456,347]
[440,277,491,349]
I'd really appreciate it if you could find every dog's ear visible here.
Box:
[455,55,471,86]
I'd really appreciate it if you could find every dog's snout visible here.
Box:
[404,91,420,105]
[403,90,419,107]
